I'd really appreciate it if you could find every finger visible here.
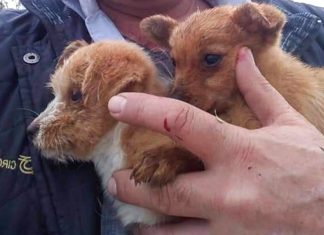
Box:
[134,219,209,235]
[236,47,294,126]
[109,169,216,219]
[108,93,243,165]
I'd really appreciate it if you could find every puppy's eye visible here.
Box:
[203,54,223,67]
[71,90,82,102]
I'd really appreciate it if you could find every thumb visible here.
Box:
[236,47,294,126]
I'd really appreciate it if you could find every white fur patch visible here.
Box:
[33,98,64,159]
[91,123,166,226]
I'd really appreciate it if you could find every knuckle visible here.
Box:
[236,146,255,166]
[170,105,195,136]
[116,181,129,201]
[209,195,222,216]
[169,182,193,214]
[235,140,255,163]
[133,101,146,124]
[153,181,193,216]
[258,78,274,94]
[173,180,193,205]
[152,188,173,215]
[114,174,133,202]
[224,131,255,163]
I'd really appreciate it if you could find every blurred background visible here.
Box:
[0,0,323,10]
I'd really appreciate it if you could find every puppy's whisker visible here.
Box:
[150,47,169,57]
[154,59,173,81]
[54,136,66,162]
[59,142,64,159]
[97,80,102,103]
[214,109,225,124]
[16,108,40,117]
[94,197,104,217]
[149,47,175,82]
[56,142,63,160]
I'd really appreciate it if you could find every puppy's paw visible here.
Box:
[130,147,203,187]
[131,152,177,186]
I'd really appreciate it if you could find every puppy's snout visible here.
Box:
[170,88,188,102]
[27,120,40,136]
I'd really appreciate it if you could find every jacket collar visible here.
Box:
[20,0,71,55]
[20,0,322,55]
[20,0,249,28]
[20,0,93,56]
[21,0,68,25]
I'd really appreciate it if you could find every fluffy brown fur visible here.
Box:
[31,41,160,159]
[141,3,324,131]
[29,40,201,186]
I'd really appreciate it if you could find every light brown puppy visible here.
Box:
[141,3,324,131]
[29,40,201,225]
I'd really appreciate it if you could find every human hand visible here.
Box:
[107,48,324,234]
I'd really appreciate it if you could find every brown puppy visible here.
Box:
[141,3,324,131]
[29,40,201,225]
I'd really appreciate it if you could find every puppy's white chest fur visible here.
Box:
[90,123,165,226]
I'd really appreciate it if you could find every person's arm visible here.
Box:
[107,48,324,234]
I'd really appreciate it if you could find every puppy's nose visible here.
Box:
[27,120,40,136]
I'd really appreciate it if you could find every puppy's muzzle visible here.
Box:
[170,88,190,102]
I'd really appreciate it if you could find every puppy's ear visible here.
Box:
[111,75,144,95]
[56,40,88,68]
[82,72,145,106]
[232,3,286,35]
[140,15,178,48]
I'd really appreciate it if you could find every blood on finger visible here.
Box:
[164,118,171,132]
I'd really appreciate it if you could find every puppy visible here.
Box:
[28,40,203,226]
[141,3,324,131]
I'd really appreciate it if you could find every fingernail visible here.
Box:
[238,47,255,64]
[108,96,126,114]
[108,178,117,196]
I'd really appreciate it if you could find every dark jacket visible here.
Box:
[0,0,323,235]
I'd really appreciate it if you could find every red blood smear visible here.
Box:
[164,118,171,132]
